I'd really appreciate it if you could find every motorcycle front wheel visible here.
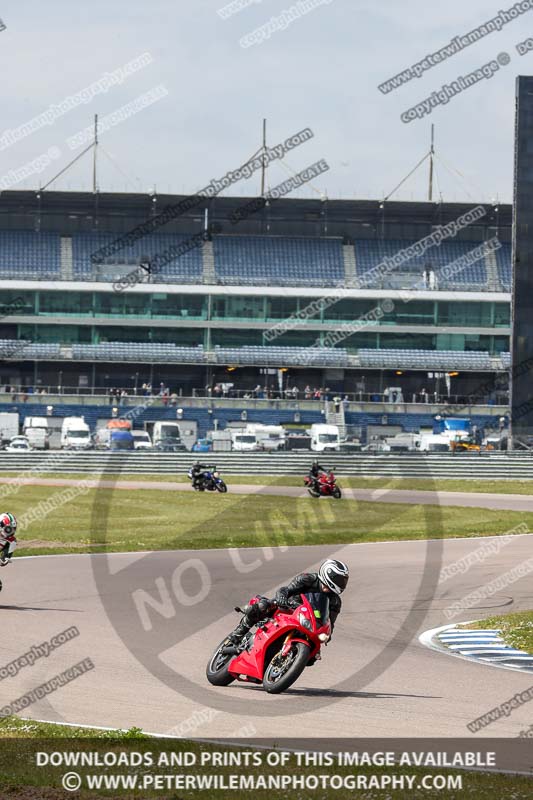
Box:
[216,480,228,493]
[206,639,236,686]
[262,641,310,694]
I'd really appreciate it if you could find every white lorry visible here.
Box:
[61,416,92,449]
[245,424,286,451]
[22,416,50,450]
[0,412,19,445]
[418,432,450,452]
[309,423,340,452]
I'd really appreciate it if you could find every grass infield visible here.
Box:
[3,482,532,555]
[461,610,533,655]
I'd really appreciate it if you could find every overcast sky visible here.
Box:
[0,0,530,203]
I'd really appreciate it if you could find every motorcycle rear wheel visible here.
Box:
[307,488,320,498]
[206,639,236,686]
[262,641,310,694]
[333,486,342,498]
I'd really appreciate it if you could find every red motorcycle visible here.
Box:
[304,470,342,499]
[206,593,331,694]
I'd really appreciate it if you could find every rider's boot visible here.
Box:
[225,618,251,645]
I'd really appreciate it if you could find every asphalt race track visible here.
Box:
[1,475,533,511]
[1,533,533,747]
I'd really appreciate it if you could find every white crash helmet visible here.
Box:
[318,559,349,595]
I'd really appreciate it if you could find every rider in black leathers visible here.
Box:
[189,461,216,490]
[308,460,327,494]
[226,559,349,644]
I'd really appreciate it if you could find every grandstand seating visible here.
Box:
[500,351,511,368]
[214,345,349,367]
[0,232,60,279]
[0,229,513,291]
[213,235,345,286]
[71,343,206,362]
[354,239,488,287]
[72,232,203,281]
[358,348,493,370]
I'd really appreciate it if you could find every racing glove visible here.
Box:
[274,588,289,607]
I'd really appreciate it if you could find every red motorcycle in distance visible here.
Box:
[206,593,331,694]
[304,470,342,499]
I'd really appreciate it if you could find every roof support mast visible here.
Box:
[428,124,435,202]
[260,118,267,197]
[93,114,98,193]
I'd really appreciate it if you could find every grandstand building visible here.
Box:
[0,191,511,405]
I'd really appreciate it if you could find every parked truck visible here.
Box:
[22,416,50,450]
[308,423,340,453]
[61,416,92,450]
[245,424,286,451]
[144,421,184,449]
[0,412,19,445]
[95,419,134,451]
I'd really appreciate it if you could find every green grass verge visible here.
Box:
[2,471,533,494]
[460,610,533,654]
[7,484,533,555]
[0,718,531,799]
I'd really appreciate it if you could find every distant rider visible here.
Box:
[308,459,326,493]
[189,461,216,490]
[227,559,349,645]
[0,513,17,590]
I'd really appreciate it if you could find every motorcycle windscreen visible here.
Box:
[303,592,330,625]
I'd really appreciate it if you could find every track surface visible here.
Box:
[1,534,533,746]
[1,475,533,511]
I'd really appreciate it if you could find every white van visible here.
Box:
[131,430,153,450]
[230,429,259,451]
[22,416,49,449]
[309,424,340,452]
[61,417,91,449]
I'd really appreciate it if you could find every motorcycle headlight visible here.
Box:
[299,613,313,631]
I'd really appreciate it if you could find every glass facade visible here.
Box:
[0,289,510,326]
[0,289,511,355]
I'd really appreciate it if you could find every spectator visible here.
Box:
[342,395,349,412]
[159,382,166,396]
[170,392,178,407]
[304,384,312,399]
[333,395,341,413]
[292,385,299,400]
[313,388,321,401]
[420,388,428,403]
